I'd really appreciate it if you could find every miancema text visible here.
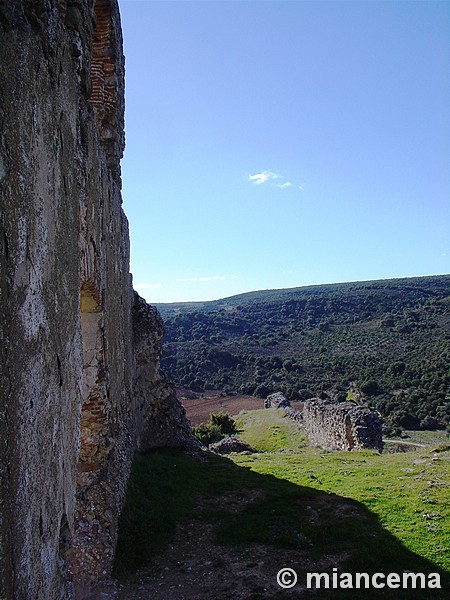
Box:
[307,569,441,589]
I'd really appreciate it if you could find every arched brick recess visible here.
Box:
[78,281,106,472]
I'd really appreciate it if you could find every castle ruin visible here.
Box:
[303,398,384,452]
[0,2,194,598]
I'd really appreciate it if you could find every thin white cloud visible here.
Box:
[277,181,293,188]
[249,170,303,191]
[135,282,162,289]
[248,170,282,185]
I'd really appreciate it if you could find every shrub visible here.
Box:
[360,379,380,396]
[193,412,238,446]
[192,423,223,446]
[420,415,440,430]
[210,412,237,436]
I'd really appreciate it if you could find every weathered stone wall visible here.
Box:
[132,292,198,453]
[0,2,101,597]
[303,398,383,452]
[0,2,194,599]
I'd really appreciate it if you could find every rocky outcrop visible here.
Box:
[209,437,254,455]
[264,392,291,409]
[0,2,194,599]
[302,399,384,452]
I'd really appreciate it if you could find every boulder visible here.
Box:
[209,436,255,455]
[265,391,291,409]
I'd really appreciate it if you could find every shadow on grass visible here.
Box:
[114,449,449,599]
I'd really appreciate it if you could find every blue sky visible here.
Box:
[118,0,450,303]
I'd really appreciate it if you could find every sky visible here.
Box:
[118,0,450,304]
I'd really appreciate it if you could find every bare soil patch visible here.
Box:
[87,489,346,600]
[179,389,264,425]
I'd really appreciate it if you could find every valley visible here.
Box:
[158,275,450,433]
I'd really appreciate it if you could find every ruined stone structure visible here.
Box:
[132,292,199,452]
[264,392,382,451]
[264,391,291,409]
[0,2,194,598]
[302,398,384,452]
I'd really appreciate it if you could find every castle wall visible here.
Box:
[0,2,96,596]
[0,2,194,598]
[132,292,198,453]
[302,398,383,452]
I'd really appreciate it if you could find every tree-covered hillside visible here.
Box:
[157,275,450,431]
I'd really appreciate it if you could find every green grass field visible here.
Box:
[115,409,450,598]
[234,411,450,570]
[234,408,308,452]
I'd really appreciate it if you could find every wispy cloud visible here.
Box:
[135,282,162,290]
[277,181,293,188]
[249,170,302,191]
[248,170,282,185]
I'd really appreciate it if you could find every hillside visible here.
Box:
[157,275,450,431]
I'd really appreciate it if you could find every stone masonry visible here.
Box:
[0,2,194,599]
[264,392,382,451]
[132,292,199,453]
[302,398,384,452]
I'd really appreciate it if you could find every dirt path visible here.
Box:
[82,490,345,600]
[383,439,426,446]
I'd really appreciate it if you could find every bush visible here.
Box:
[193,412,238,446]
[420,415,440,430]
[192,423,223,446]
[360,380,380,396]
[210,412,237,436]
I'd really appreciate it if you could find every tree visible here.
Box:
[360,380,380,396]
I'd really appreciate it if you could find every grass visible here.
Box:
[115,410,450,598]
[388,429,450,446]
[234,408,308,452]
[232,413,450,572]
[233,448,450,571]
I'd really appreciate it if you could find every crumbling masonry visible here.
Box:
[265,393,383,452]
[303,398,384,452]
[0,2,194,598]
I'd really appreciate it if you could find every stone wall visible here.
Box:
[302,399,383,452]
[0,2,194,598]
[132,292,199,453]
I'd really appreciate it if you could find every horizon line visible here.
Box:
[149,272,450,306]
